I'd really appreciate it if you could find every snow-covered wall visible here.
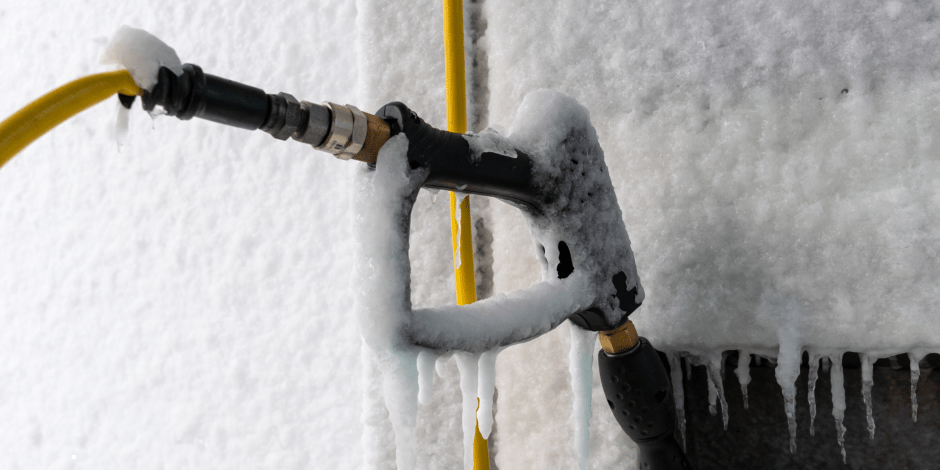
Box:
[2,0,940,468]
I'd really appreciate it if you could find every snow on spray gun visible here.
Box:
[0,34,689,469]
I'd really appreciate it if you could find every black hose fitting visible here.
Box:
[142,64,268,130]
[140,64,331,148]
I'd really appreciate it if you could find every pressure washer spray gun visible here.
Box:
[0,53,691,470]
[135,63,691,470]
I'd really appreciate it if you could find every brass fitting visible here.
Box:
[354,113,391,164]
[599,321,638,354]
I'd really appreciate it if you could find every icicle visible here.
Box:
[417,349,436,405]
[821,356,831,374]
[456,352,481,470]
[435,351,455,377]
[115,102,130,150]
[807,352,821,436]
[829,353,847,463]
[684,355,692,381]
[477,349,500,439]
[734,350,751,410]
[377,351,420,470]
[669,353,687,452]
[568,326,596,470]
[707,352,729,430]
[909,352,922,422]
[860,353,875,439]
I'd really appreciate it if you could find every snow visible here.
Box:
[463,128,517,163]
[100,25,183,91]
[4,0,940,468]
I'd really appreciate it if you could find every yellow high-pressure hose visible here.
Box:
[0,69,140,171]
[442,1,490,469]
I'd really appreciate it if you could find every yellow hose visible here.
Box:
[442,0,490,468]
[0,69,140,171]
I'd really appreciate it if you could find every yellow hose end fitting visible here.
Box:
[599,321,639,355]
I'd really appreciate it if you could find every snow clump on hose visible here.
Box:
[100,25,183,91]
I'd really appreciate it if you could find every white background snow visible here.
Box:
[2,0,940,469]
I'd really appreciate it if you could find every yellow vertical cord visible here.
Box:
[0,70,140,171]
[443,0,490,468]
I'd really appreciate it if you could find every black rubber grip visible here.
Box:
[598,338,692,470]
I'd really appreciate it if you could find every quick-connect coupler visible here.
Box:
[137,64,389,164]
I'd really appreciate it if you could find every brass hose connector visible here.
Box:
[355,112,390,164]
[313,102,390,164]
[599,321,639,354]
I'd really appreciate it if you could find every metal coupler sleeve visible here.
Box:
[598,338,692,470]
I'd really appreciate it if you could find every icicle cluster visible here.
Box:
[670,345,927,465]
